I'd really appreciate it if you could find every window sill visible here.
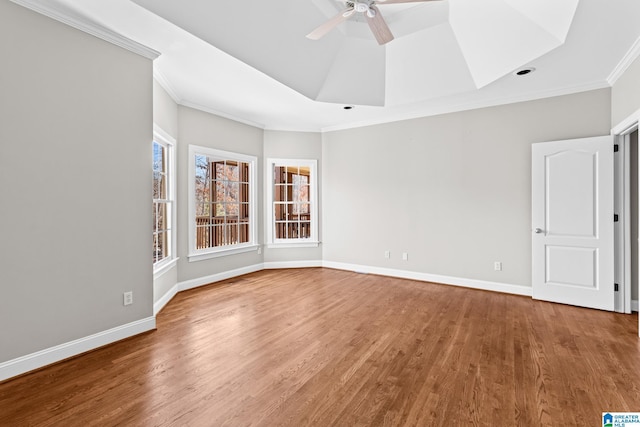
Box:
[188,244,259,262]
[267,241,320,249]
[153,257,179,279]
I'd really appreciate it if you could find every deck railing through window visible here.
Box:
[196,216,249,249]
[275,213,311,239]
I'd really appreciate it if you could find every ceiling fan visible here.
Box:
[306,0,442,45]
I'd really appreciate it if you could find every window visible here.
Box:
[189,146,257,260]
[153,126,176,270]
[266,159,319,247]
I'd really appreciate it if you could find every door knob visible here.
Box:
[534,228,544,234]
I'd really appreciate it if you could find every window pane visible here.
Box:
[299,221,311,238]
[157,203,167,231]
[215,181,225,203]
[224,222,235,245]
[153,171,161,199]
[274,184,286,202]
[215,203,225,217]
[196,157,210,178]
[153,233,161,262]
[195,226,208,249]
[195,203,210,217]
[191,148,254,251]
[240,202,250,219]
[159,174,167,199]
[196,213,210,228]
[153,142,163,172]
[239,222,249,243]
[156,231,167,261]
[240,183,249,203]
[294,203,310,215]
[274,166,286,184]
[225,163,239,181]
[275,221,287,239]
[297,184,309,203]
[227,182,239,204]
[213,224,224,246]
[154,139,174,264]
[270,161,315,243]
[195,156,211,205]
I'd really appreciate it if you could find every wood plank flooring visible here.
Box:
[1,268,640,426]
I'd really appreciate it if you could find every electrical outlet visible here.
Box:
[384,250,390,259]
[123,291,133,306]
[257,246,262,255]
[494,262,502,271]
[402,252,408,261]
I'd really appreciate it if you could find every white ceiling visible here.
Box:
[34,0,640,131]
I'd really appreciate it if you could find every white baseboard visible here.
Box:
[177,263,264,292]
[322,261,533,297]
[0,317,156,383]
[264,260,323,269]
[154,284,179,316]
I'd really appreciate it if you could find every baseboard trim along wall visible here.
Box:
[154,284,179,316]
[322,261,533,297]
[177,264,264,292]
[263,260,323,270]
[0,317,156,383]
[154,260,531,318]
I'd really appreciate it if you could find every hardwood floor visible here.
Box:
[1,268,639,426]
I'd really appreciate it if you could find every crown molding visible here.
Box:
[608,36,640,86]
[10,0,160,60]
[180,100,267,130]
[320,80,610,133]
[153,68,181,104]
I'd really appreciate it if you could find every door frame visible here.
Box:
[612,108,640,318]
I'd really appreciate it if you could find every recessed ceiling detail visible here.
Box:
[131,0,579,107]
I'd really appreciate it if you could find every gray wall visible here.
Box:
[263,130,323,263]
[154,80,178,138]
[322,89,612,287]
[612,56,640,127]
[0,2,153,362]
[176,106,264,283]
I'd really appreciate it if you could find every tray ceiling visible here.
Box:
[21,0,640,131]
[130,0,578,106]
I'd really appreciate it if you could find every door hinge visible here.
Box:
[614,144,619,152]
[615,283,619,292]
[614,214,619,222]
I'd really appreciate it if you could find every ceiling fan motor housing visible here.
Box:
[353,1,376,17]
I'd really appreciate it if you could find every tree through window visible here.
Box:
[190,146,257,259]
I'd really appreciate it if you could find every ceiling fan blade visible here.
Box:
[306,7,355,40]
[366,6,394,45]
[377,0,442,4]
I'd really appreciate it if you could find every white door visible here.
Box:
[532,135,615,311]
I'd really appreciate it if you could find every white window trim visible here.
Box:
[265,158,319,248]
[153,257,179,280]
[153,124,177,274]
[188,145,258,261]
